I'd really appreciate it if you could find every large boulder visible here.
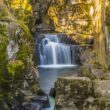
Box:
[55,77,93,110]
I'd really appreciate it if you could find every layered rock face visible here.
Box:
[55,77,110,110]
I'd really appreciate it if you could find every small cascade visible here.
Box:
[38,34,76,68]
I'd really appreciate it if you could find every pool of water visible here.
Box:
[38,65,78,94]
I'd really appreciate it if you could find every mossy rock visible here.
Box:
[55,76,93,110]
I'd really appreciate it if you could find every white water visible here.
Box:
[48,42,57,64]
[39,34,76,68]
[38,64,77,68]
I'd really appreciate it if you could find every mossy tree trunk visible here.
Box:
[94,0,108,67]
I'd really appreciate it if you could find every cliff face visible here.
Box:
[0,1,39,109]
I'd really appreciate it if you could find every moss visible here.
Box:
[7,60,25,78]
[0,1,38,108]
[47,0,94,43]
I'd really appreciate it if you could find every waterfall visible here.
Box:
[50,42,57,64]
[36,33,79,95]
[38,34,76,68]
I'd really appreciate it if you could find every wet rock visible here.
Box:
[22,89,55,110]
[23,95,55,110]
[23,96,49,110]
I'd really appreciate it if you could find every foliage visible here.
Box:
[9,0,34,29]
[48,0,94,43]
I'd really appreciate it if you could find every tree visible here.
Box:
[94,0,108,67]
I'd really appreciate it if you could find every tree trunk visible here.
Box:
[94,0,107,67]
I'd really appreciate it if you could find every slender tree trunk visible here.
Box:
[94,0,107,67]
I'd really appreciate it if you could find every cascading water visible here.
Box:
[38,34,76,68]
